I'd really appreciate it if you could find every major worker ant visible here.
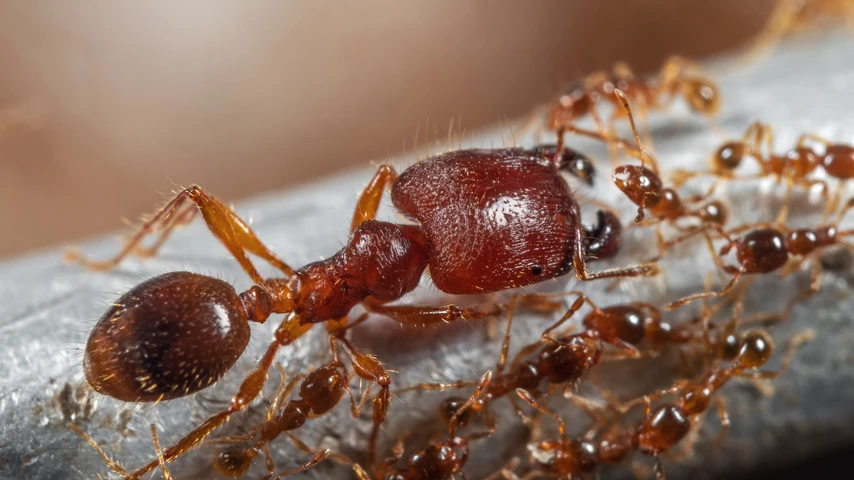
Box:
[66,140,659,477]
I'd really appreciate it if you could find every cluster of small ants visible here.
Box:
[62,7,854,480]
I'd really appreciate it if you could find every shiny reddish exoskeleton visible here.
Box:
[68,143,657,478]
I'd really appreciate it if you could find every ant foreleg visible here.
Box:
[150,424,174,480]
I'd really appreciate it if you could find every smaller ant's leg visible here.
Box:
[714,396,731,448]
[65,185,294,283]
[796,132,834,148]
[130,203,197,259]
[775,172,797,224]
[350,165,400,233]
[69,423,129,477]
[271,449,330,479]
[664,268,743,311]
[540,293,588,344]
[334,336,392,467]
[741,329,815,380]
[150,424,174,480]
[497,295,519,374]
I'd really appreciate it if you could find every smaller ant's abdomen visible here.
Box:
[84,272,250,402]
[822,145,854,179]
[291,220,429,323]
[392,150,577,294]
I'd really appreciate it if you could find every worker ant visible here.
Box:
[541,56,720,158]
[66,138,659,476]
[512,304,812,480]
[347,371,495,480]
[664,197,854,310]
[671,121,854,223]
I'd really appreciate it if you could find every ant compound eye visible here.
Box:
[531,265,543,275]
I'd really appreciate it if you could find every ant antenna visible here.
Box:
[516,388,567,442]
[449,370,492,438]
[613,89,660,173]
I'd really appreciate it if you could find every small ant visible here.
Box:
[348,371,495,480]
[71,423,175,480]
[671,121,854,223]
[664,197,854,310]
[542,56,720,155]
[741,0,854,66]
[66,139,658,476]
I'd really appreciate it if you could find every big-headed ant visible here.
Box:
[66,139,659,476]
[671,121,854,223]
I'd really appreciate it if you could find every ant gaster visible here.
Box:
[67,142,658,476]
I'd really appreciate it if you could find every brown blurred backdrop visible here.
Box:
[0,1,776,259]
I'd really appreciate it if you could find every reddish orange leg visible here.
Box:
[350,165,399,233]
[64,185,294,283]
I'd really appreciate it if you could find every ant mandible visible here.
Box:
[66,139,659,476]
[671,121,854,223]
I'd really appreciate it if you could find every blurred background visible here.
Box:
[0,0,781,259]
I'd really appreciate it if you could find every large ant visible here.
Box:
[66,140,658,476]
[664,197,854,310]
[542,56,720,155]
[671,121,854,223]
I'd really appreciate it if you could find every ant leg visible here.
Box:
[714,396,731,448]
[131,203,198,259]
[497,295,519,374]
[350,165,400,233]
[664,266,744,311]
[334,337,392,467]
[568,207,660,281]
[741,329,815,380]
[127,317,315,478]
[69,423,130,477]
[150,424,174,480]
[776,173,796,224]
[796,132,834,148]
[271,449,331,479]
[362,298,509,327]
[64,185,293,283]
[516,389,567,442]
[540,293,588,344]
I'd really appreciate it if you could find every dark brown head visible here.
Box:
[214,447,258,478]
[583,304,647,346]
[538,145,596,186]
[299,364,346,415]
[538,332,602,384]
[613,165,663,221]
[84,272,251,402]
[407,441,464,480]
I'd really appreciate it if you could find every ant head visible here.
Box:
[538,334,602,384]
[736,330,774,369]
[537,145,596,185]
[299,363,347,415]
[681,76,720,116]
[713,141,747,172]
[612,165,663,210]
[84,271,251,402]
[408,443,460,480]
[697,200,728,226]
[214,447,258,478]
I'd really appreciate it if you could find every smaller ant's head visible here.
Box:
[736,330,774,369]
[214,447,258,478]
[299,364,347,415]
[697,200,728,226]
[713,142,747,172]
[681,76,720,116]
[612,165,663,209]
[538,332,602,384]
[408,442,463,480]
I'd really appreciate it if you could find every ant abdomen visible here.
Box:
[84,272,251,402]
[822,144,854,178]
[728,229,788,274]
[538,332,602,384]
[681,76,721,116]
[215,448,258,478]
[583,305,647,345]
